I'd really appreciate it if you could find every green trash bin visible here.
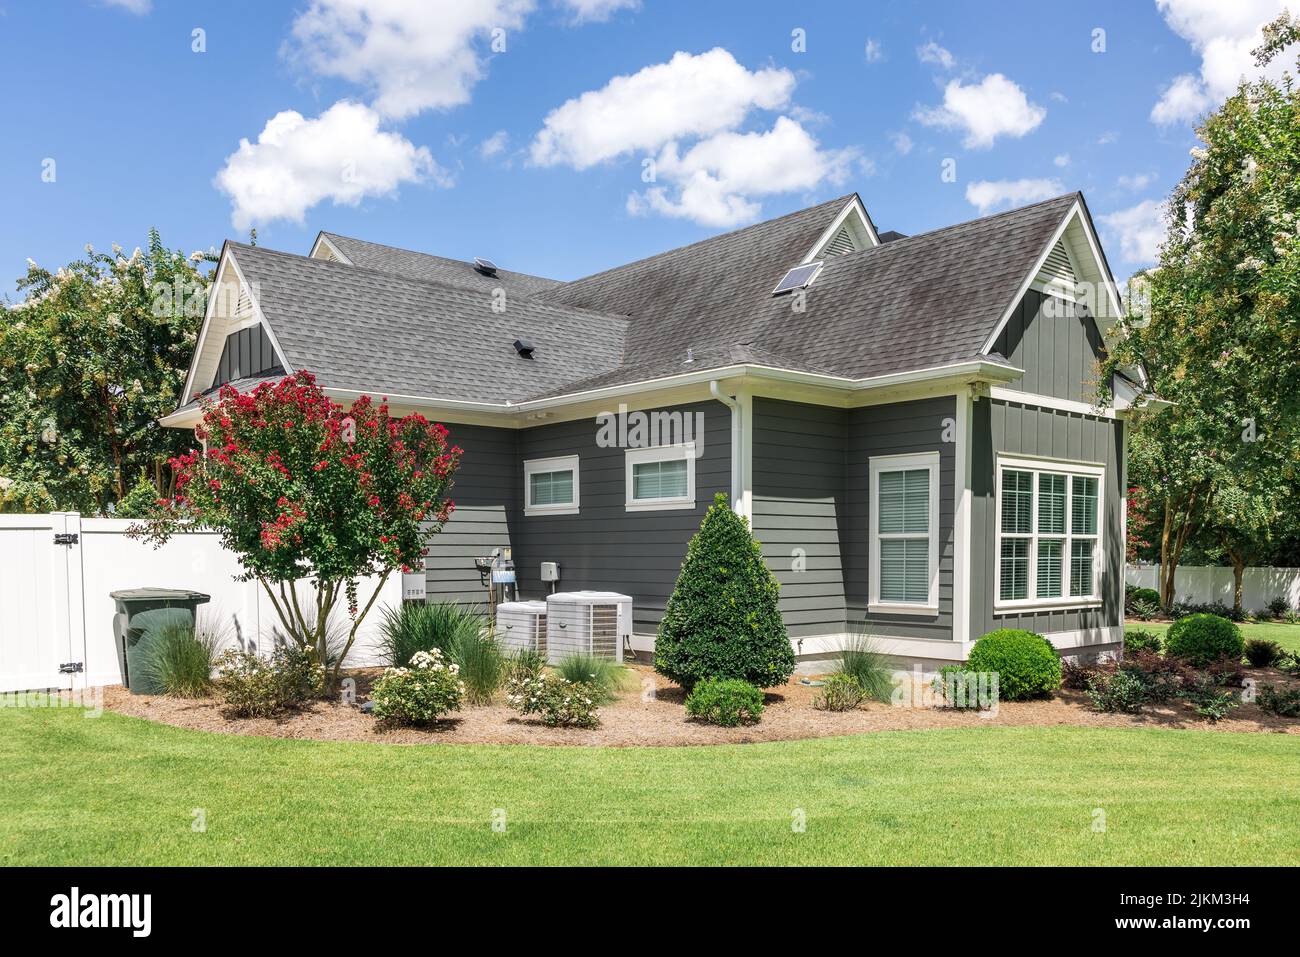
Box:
[110,588,211,694]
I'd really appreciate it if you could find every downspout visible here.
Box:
[709,380,742,515]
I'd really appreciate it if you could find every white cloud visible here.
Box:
[480,130,510,158]
[628,117,856,228]
[1118,172,1155,191]
[559,0,639,22]
[103,0,151,12]
[285,0,534,121]
[1050,91,1069,103]
[214,101,441,229]
[965,178,1064,214]
[1097,130,1119,145]
[864,38,883,63]
[890,131,913,155]
[916,41,954,69]
[530,48,795,169]
[1053,153,1071,167]
[914,74,1046,148]
[1151,0,1291,125]
[1100,199,1167,265]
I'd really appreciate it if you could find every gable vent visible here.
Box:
[823,225,857,258]
[235,286,253,319]
[1036,241,1077,290]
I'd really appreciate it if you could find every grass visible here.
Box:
[834,636,896,702]
[553,653,631,702]
[137,617,224,697]
[1126,619,1300,654]
[2,705,1297,866]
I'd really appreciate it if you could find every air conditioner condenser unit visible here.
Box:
[545,591,632,664]
[495,600,548,658]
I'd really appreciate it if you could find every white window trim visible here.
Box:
[625,443,696,512]
[524,454,580,516]
[994,453,1104,612]
[868,451,940,616]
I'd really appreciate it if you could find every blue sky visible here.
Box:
[0,0,1289,293]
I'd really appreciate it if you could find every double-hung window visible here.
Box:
[995,455,1103,609]
[524,455,579,516]
[625,443,696,511]
[869,452,940,615]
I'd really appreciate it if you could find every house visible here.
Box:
[163,191,1156,669]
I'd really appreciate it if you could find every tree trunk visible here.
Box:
[1225,545,1246,615]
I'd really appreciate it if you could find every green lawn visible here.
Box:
[2,705,1297,866]
[1126,619,1300,653]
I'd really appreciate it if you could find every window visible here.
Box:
[869,452,940,615]
[995,456,1103,609]
[524,455,579,516]
[625,443,696,511]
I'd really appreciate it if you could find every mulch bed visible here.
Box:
[98,661,1300,748]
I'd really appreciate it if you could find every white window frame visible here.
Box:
[994,453,1104,612]
[868,451,940,616]
[523,455,580,516]
[625,443,696,512]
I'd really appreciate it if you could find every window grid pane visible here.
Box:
[1001,470,1033,533]
[1000,539,1029,600]
[879,468,929,535]
[1038,473,1066,535]
[1072,475,1098,535]
[530,470,574,507]
[880,538,930,603]
[633,458,688,500]
[1070,539,1095,596]
[1037,538,1063,598]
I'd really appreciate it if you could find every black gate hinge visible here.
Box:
[53,532,79,546]
[58,662,84,674]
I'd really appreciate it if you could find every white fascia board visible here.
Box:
[179,247,233,405]
[803,195,879,263]
[980,203,1078,355]
[224,251,294,376]
[308,232,352,264]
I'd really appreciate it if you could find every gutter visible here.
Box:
[709,381,743,515]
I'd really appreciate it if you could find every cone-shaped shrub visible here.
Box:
[655,493,795,689]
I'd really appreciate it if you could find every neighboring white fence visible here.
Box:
[0,512,401,693]
[1126,564,1300,613]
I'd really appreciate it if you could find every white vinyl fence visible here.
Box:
[0,512,401,693]
[1126,564,1300,613]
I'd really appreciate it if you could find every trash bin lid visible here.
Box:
[110,587,211,603]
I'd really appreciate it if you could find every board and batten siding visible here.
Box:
[989,288,1109,404]
[845,396,957,642]
[422,423,518,607]
[751,398,848,639]
[512,400,731,633]
[969,397,1124,639]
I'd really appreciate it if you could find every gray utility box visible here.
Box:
[110,588,211,694]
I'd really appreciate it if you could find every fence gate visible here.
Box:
[0,512,87,693]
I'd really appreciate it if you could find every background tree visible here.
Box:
[133,371,461,686]
[1103,17,1300,607]
[0,230,213,513]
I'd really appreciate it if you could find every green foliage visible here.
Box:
[1183,676,1240,723]
[1268,595,1292,618]
[655,494,795,689]
[114,469,163,518]
[505,647,546,687]
[1087,670,1149,714]
[1244,638,1283,667]
[214,646,324,718]
[0,478,57,514]
[932,666,999,710]
[554,653,627,703]
[833,635,895,702]
[1166,613,1244,666]
[1257,683,1300,717]
[813,673,866,712]
[368,649,465,726]
[684,678,765,726]
[1126,586,1162,612]
[136,617,224,697]
[505,672,600,728]
[966,629,1062,701]
[0,233,213,513]
[1124,628,1163,654]
[379,601,482,667]
[453,633,504,706]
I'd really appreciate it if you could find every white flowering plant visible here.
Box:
[505,672,599,729]
[368,648,465,726]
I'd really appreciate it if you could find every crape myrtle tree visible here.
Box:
[133,371,461,686]
[1101,15,1300,609]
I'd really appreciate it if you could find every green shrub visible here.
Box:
[655,494,795,690]
[965,629,1062,701]
[505,672,600,728]
[137,617,225,697]
[1165,613,1243,666]
[684,678,765,726]
[1125,586,1162,615]
[1119,650,1190,703]
[505,647,546,687]
[1267,595,1291,619]
[555,653,628,703]
[1244,638,1283,668]
[1087,670,1149,713]
[932,666,999,709]
[834,636,895,702]
[813,673,866,712]
[215,646,324,718]
[1257,684,1300,717]
[1182,675,1239,723]
[378,601,484,667]
[1129,597,1161,621]
[1061,658,1108,691]
[453,633,504,705]
[1123,628,1162,654]
[368,649,465,726]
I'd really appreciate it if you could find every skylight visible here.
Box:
[474,257,498,276]
[772,261,823,295]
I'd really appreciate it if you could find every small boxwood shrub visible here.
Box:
[1267,595,1292,619]
[1257,684,1300,717]
[1165,613,1243,666]
[1125,586,1162,617]
[368,649,465,726]
[813,673,866,712]
[1244,638,1283,668]
[215,646,323,718]
[1123,628,1162,655]
[655,494,795,690]
[505,672,600,728]
[965,629,1062,701]
[1087,670,1149,713]
[684,678,765,726]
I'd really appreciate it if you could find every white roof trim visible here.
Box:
[308,232,352,264]
[802,195,879,263]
